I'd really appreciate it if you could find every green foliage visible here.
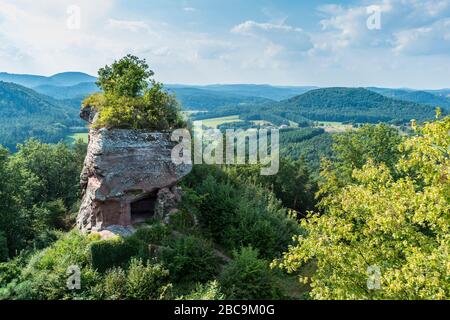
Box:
[0,231,8,262]
[133,223,170,245]
[184,166,301,258]
[179,281,225,300]
[193,87,442,127]
[220,247,282,300]
[0,81,84,151]
[274,116,450,300]
[90,237,143,272]
[317,123,403,203]
[93,258,171,300]
[1,231,101,300]
[97,54,154,97]
[282,87,440,124]
[85,55,185,130]
[226,158,317,214]
[160,235,221,283]
[281,133,334,175]
[334,123,402,171]
[0,139,86,258]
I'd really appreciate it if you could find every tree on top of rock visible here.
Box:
[96,55,153,97]
[83,54,185,130]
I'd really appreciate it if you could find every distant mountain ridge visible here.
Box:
[193,87,443,126]
[281,87,439,124]
[368,87,450,110]
[33,82,100,100]
[0,72,96,88]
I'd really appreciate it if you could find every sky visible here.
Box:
[0,0,449,88]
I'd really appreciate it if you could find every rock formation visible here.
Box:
[77,108,191,233]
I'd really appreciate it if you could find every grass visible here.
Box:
[65,132,88,144]
[201,115,243,129]
[288,120,299,128]
[314,121,353,133]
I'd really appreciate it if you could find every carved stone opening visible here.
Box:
[130,192,157,224]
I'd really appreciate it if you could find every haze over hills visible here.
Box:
[0,72,96,88]
[1,71,449,111]
[168,84,318,101]
[165,86,273,110]
[33,82,100,100]
[368,87,450,110]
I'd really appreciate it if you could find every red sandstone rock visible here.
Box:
[77,127,191,233]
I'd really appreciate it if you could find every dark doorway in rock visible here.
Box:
[130,193,157,224]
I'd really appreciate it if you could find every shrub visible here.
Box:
[0,231,8,262]
[220,247,282,300]
[90,237,143,272]
[94,267,127,300]
[126,259,171,300]
[186,169,300,258]
[160,235,221,283]
[3,231,101,300]
[179,281,225,300]
[223,185,300,259]
[93,259,171,300]
[133,223,170,245]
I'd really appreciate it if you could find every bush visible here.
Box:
[185,168,300,259]
[220,247,282,300]
[90,237,143,272]
[126,259,171,300]
[93,258,171,300]
[179,281,225,300]
[2,231,101,300]
[224,185,300,259]
[133,223,170,245]
[0,231,8,262]
[160,235,221,283]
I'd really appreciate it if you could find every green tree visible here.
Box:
[85,55,184,130]
[97,54,153,97]
[0,140,86,257]
[220,247,282,300]
[317,124,403,203]
[273,116,450,300]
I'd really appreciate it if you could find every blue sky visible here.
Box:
[0,0,449,88]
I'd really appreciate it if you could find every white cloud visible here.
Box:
[107,19,151,33]
[231,20,313,53]
[316,0,450,55]
[393,18,450,55]
[0,0,449,87]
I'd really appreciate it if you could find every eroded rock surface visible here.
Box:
[77,127,191,233]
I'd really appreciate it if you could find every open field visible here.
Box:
[314,121,353,133]
[65,132,88,144]
[201,115,243,128]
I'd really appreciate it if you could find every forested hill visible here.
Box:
[280,87,440,124]
[368,87,450,110]
[0,72,96,88]
[165,86,273,110]
[0,81,83,150]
